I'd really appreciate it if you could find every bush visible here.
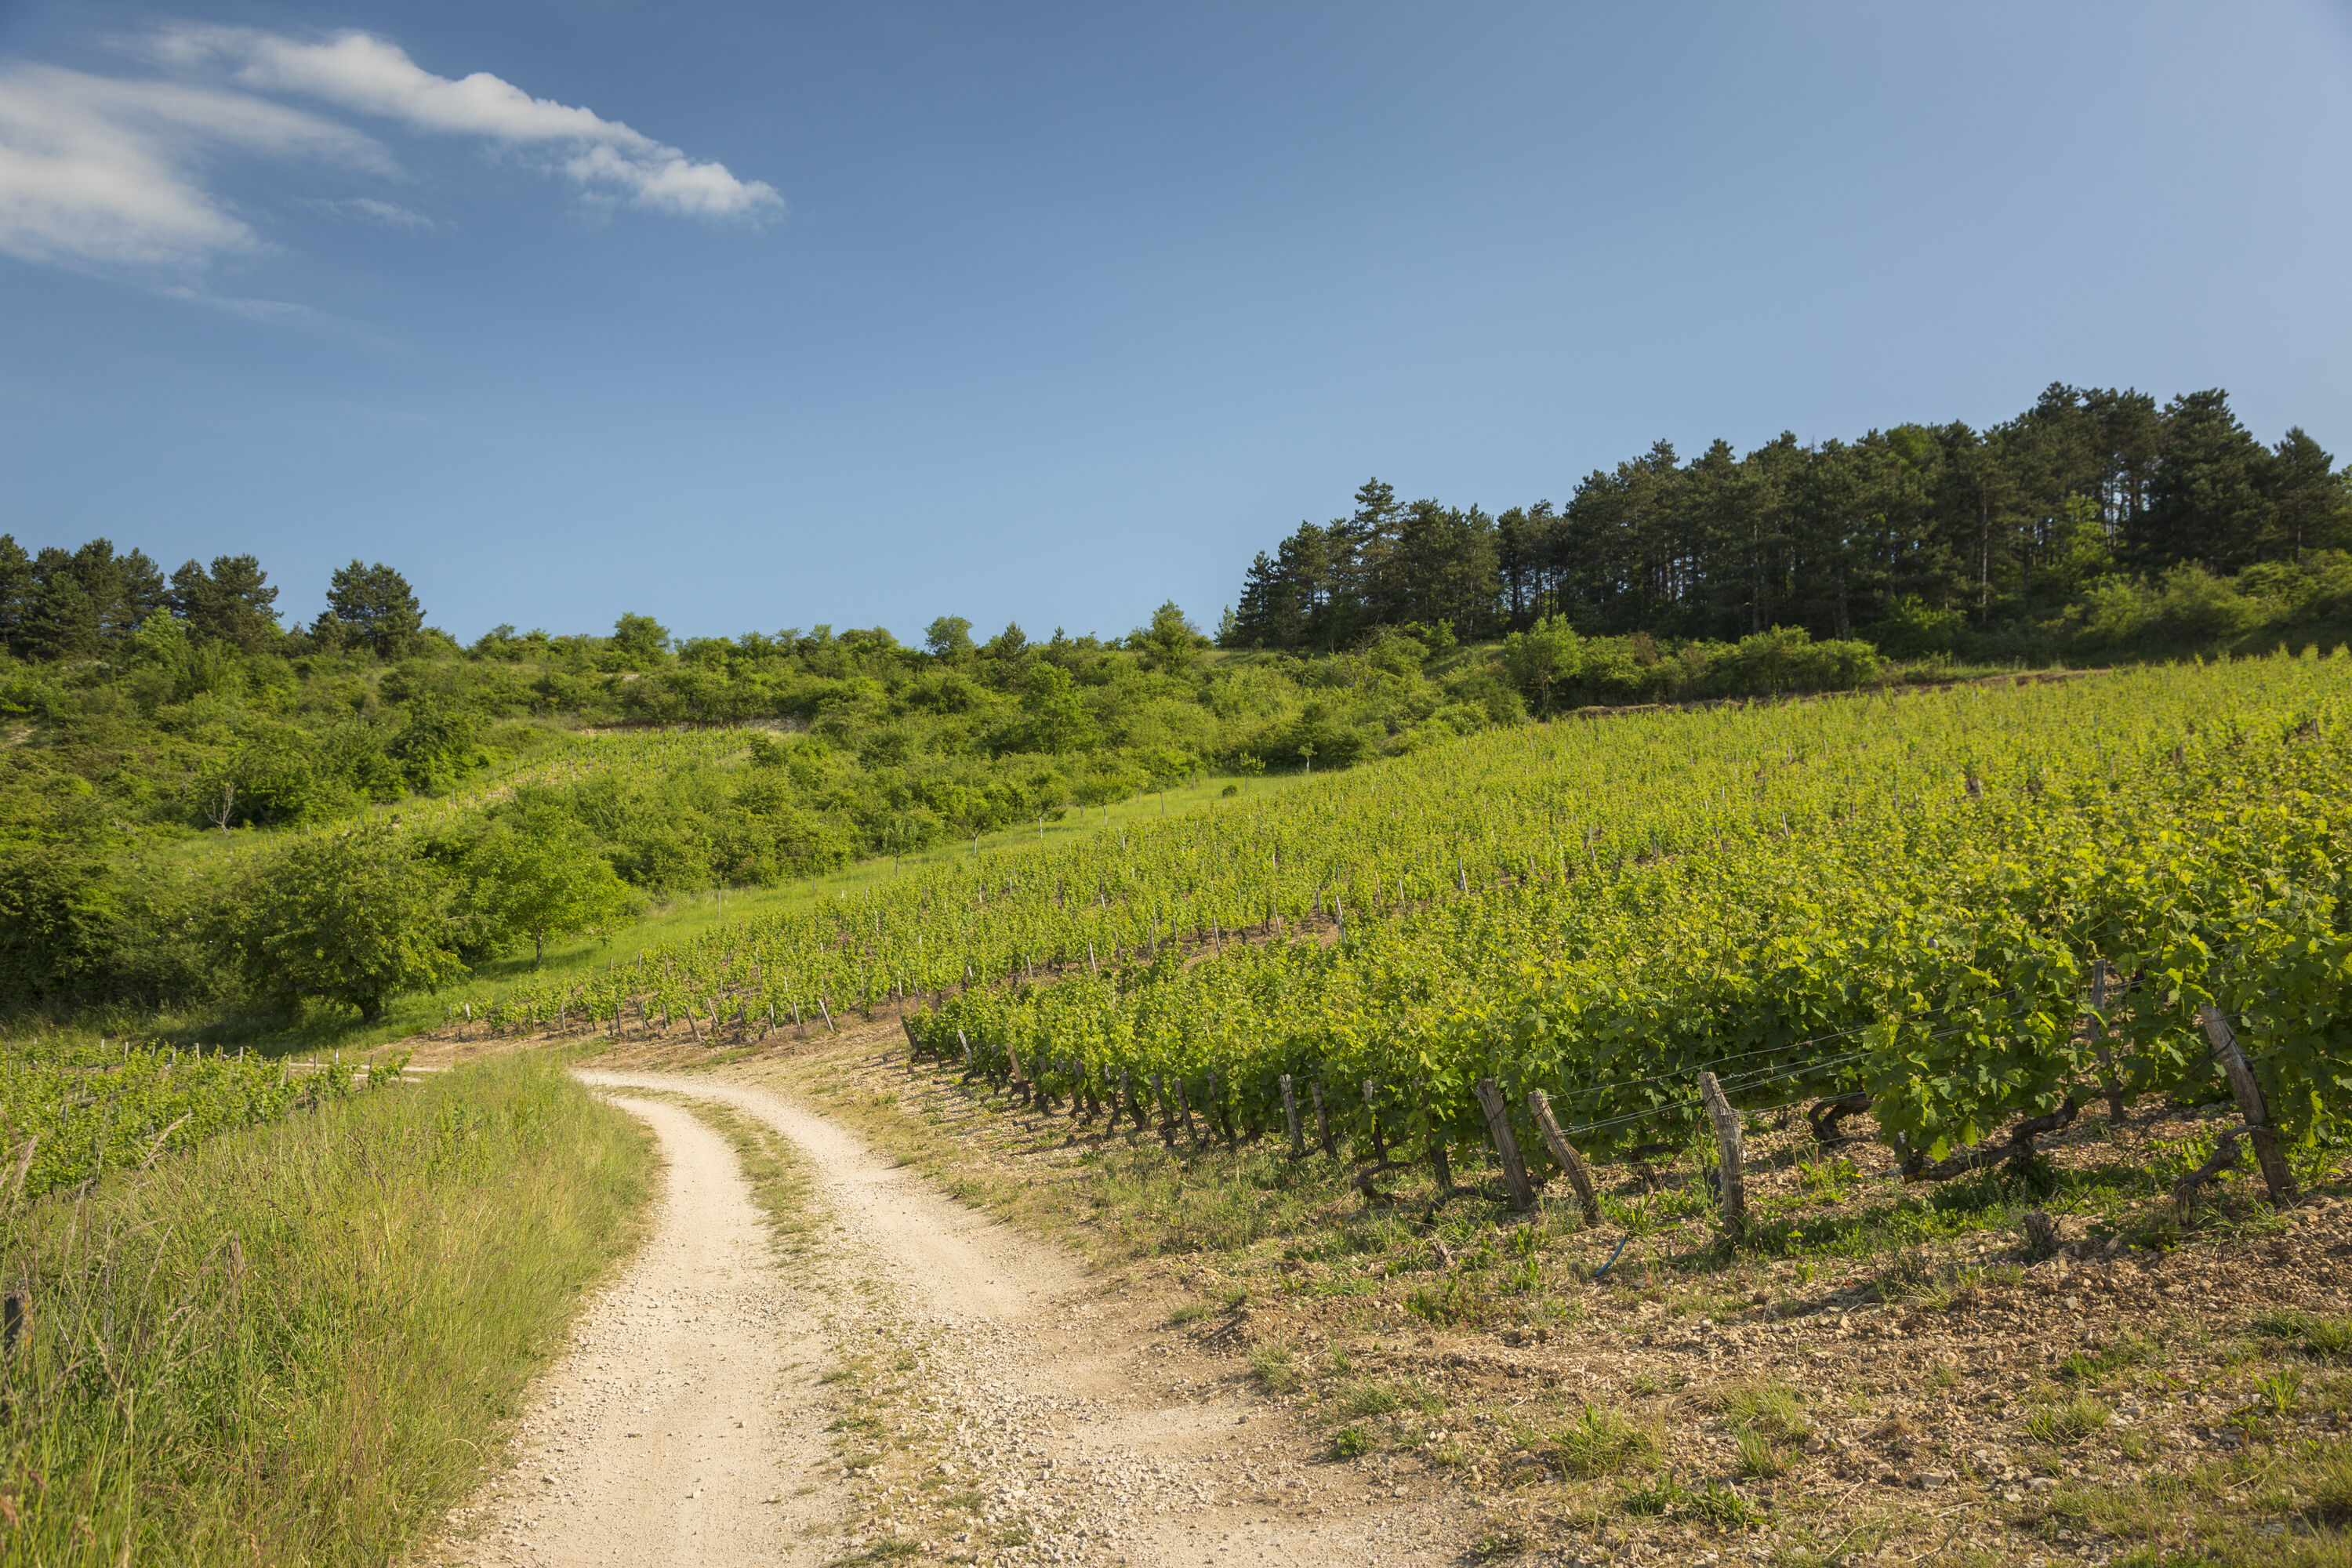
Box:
[232,821,465,1020]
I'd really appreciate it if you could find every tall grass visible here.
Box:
[0,1054,654,1566]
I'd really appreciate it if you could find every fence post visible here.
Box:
[1526,1088,1601,1224]
[2089,960,2126,1122]
[1472,1078,1535,1212]
[2198,1005,2298,1207]
[1311,1083,1335,1158]
[1280,1074,1305,1160]
[1363,1080,1386,1163]
[1697,1071,1748,1234]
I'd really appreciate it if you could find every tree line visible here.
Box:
[1225,383,2352,653]
[0,539,426,660]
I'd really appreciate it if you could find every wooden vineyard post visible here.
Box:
[1281,1074,1305,1160]
[1311,1083,1335,1158]
[1472,1079,1535,1212]
[1697,1072,1747,1235]
[957,1029,974,1080]
[1363,1080,1386,1163]
[2198,1005,2298,1206]
[900,1017,919,1063]
[818,996,836,1033]
[2089,960,2126,1122]
[1417,1080,1453,1190]
[1526,1088,1601,1224]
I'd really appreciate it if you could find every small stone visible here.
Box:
[1914,1469,1955,1489]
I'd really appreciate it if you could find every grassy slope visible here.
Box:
[160,766,1316,1058]
[0,1054,655,1568]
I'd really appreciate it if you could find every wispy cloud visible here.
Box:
[0,25,779,290]
[156,27,782,219]
[0,61,386,270]
[304,194,436,229]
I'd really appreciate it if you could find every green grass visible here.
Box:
[1721,1382,1812,1443]
[91,766,1319,1059]
[1553,1403,1657,1478]
[2255,1309,2352,1363]
[0,1052,655,1566]
[2027,1394,2114,1446]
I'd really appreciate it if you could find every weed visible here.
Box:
[1872,1245,1935,1302]
[2251,1365,2306,1418]
[2310,1443,2352,1525]
[1721,1382,1812,1443]
[1472,1530,1532,1562]
[2027,1395,2113,1446]
[1618,1475,1762,1530]
[1333,1426,1370,1459]
[2255,1309,2352,1363]
[1553,1402,1655,1478]
[1736,1432,1791,1479]
[1339,1382,1403,1417]
[1250,1341,1299,1395]
[2062,1329,2160,1383]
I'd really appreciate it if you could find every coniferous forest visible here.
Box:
[1224,383,2352,667]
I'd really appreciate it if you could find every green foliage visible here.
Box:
[456,821,635,965]
[1331,1426,1370,1459]
[1501,615,1583,714]
[0,843,118,1004]
[231,822,466,1020]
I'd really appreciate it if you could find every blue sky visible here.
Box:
[3,2,2350,644]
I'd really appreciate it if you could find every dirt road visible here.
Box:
[432,1094,837,1566]
[434,1069,1476,1567]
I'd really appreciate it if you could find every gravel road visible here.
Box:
[435,1070,1475,1566]
[431,1093,839,1566]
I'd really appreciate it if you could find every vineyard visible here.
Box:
[481,653,2352,1195]
[0,1038,396,1201]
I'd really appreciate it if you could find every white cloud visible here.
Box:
[157,26,782,219]
[306,194,435,229]
[0,61,386,270]
[0,26,777,289]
